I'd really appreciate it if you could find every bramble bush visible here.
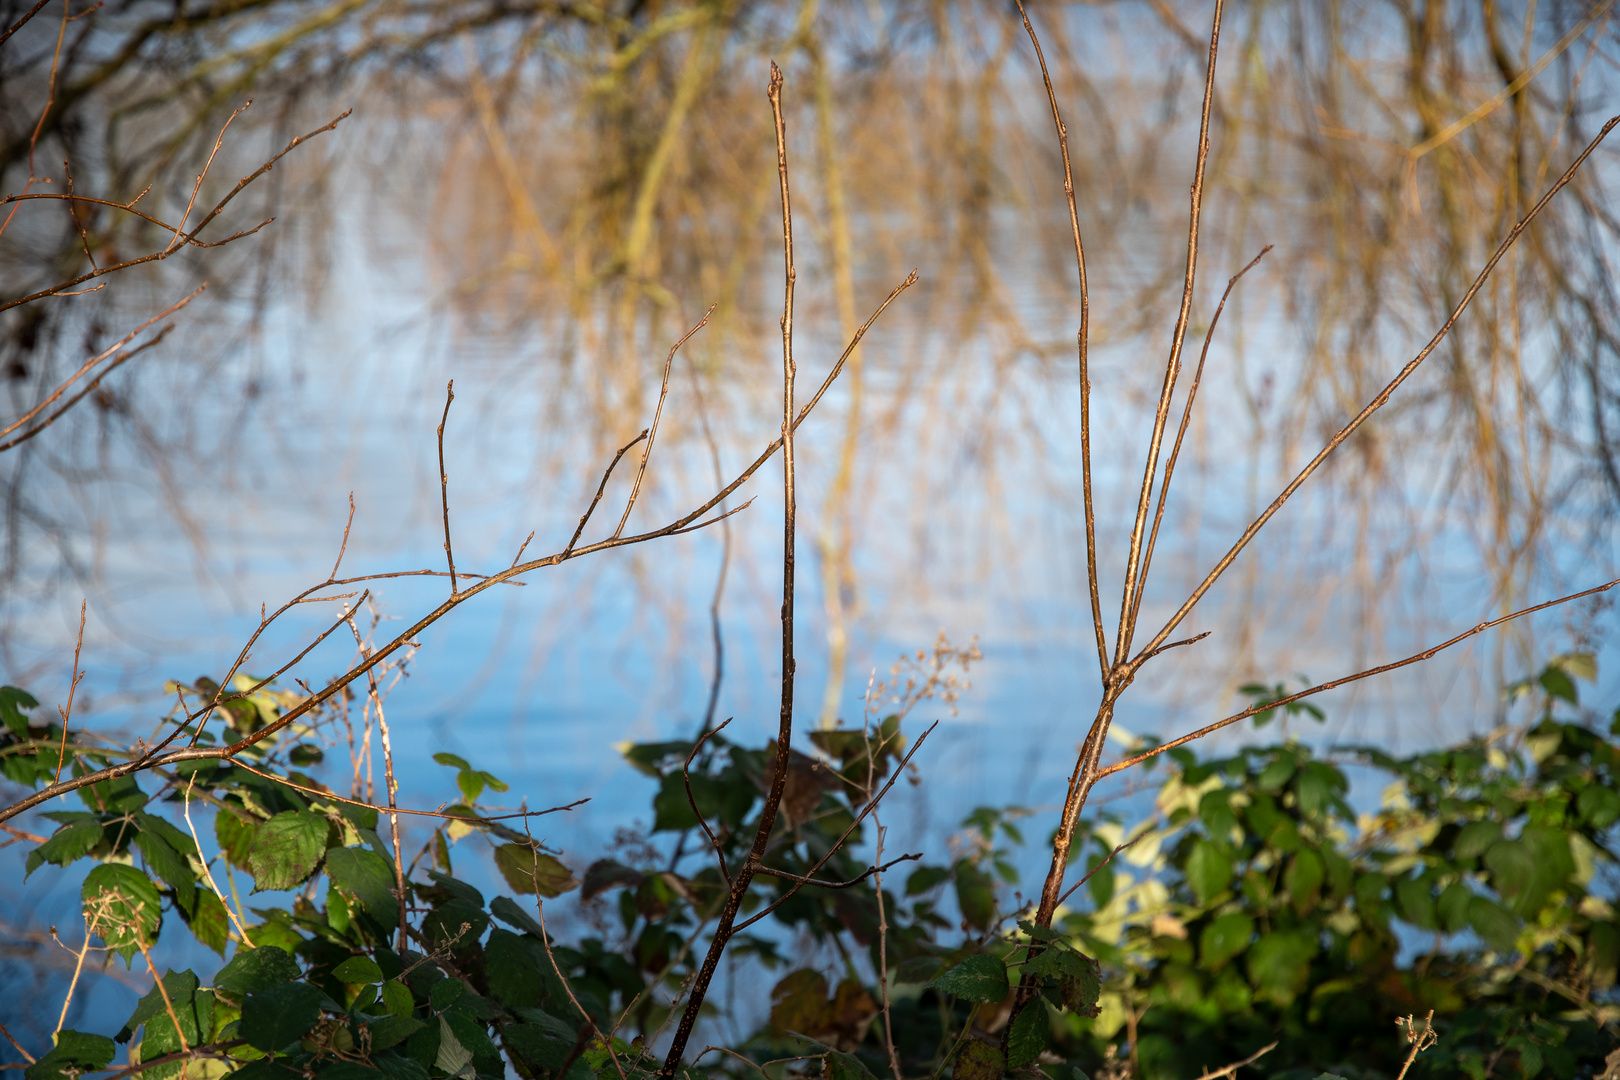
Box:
[6,653,1619,1080]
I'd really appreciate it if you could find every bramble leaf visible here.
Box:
[240,979,322,1052]
[247,811,329,891]
[82,863,161,960]
[927,954,1008,1004]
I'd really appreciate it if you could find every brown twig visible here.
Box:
[436,380,458,594]
[163,100,251,255]
[0,272,913,826]
[1012,0,1107,679]
[613,305,715,540]
[0,1025,34,1065]
[564,430,647,558]
[1056,828,1150,908]
[53,599,85,783]
[683,717,734,884]
[1129,112,1620,668]
[1193,1041,1278,1080]
[0,111,350,313]
[1394,1012,1437,1080]
[755,852,919,889]
[1127,245,1272,636]
[0,287,203,442]
[1101,577,1620,778]
[1114,0,1226,670]
[871,821,904,1080]
[657,62,798,1079]
[0,326,174,453]
[0,0,52,47]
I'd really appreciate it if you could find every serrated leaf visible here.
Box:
[181,886,231,956]
[365,1015,424,1051]
[241,979,322,1052]
[489,895,545,937]
[333,956,384,984]
[434,1016,473,1075]
[24,1030,114,1080]
[381,978,414,1017]
[326,845,399,928]
[494,846,578,898]
[215,944,300,994]
[247,811,329,892]
[82,863,161,959]
[1006,1001,1050,1068]
[26,817,104,878]
[953,1039,1005,1080]
[0,685,38,738]
[486,930,546,1008]
[927,954,1009,1003]
[134,825,196,896]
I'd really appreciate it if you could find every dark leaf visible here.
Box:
[365,1015,424,1051]
[580,859,645,901]
[326,846,399,928]
[928,955,1009,1004]
[494,845,578,898]
[24,1031,114,1080]
[954,1039,1005,1080]
[25,817,103,877]
[215,944,301,995]
[241,979,323,1053]
[333,956,384,984]
[1005,1001,1050,1069]
[181,886,231,956]
[1185,839,1233,906]
[247,811,329,892]
[1468,895,1521,953]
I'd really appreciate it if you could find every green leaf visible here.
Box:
[82,863,162,960]
[134,823,197,896]
[1468,895,1521,953]
[928,954,1009,1003]
[1199,912,1253,969]
[241,979,323,1053]
[488,895,545,937]
[0,685,38,738]
[119,970,201,1041]
[381,978,414,1017]
[829,1051,878,1080]
[1454,820,1503,860]
[430,978,466,1010]
[181,886,231,956]
[326,845,399,928]
[955,861,996,931]
[1005,1001,1050,1069]
[423,899,488,950]
[906,865,951,896]
[432,752,472,771]
[953,1039,1005,1080]
[333,956,384,984]
[504,1024,573,1070]
[1437,882,1473,934]
[217,810,260,867]
[26,817,104,877]
[215,944,301,995]
[365,1015,424,1051]
[1540,666,1579,704]
[1284,849,1325,914]
[1579,785,1620,828]
[434,1016,475,1079]
[24,1030,114,1080]
[443,1011,497,1061]
[138,977,214,1079]
[485,930,546,1008]
[1245,929,1317,1005]
[493,846,579,898]
[247,811,330,892]
[1186,839,1233,906]
[1395,875,1437,930]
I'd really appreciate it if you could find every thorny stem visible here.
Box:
[1115,0,1225,671]
[658,61,798,1079]
[1012,0,1107,680]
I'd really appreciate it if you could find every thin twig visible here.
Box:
[657,63,798,1079]
[1102,577,1620,777]
[1114,0,1225,670]
[0,287,204,441]
[53,599,85,783]
[0,326,174,453]
[1127,245,1272,636]
[0,1025,34,1065]
[1193,1041,1278,1080]
[1056,829,1150,908]
[564,431,647,557]
[755,852,920,889]
[613,305,715,539]
[683,717,734,884]
[437,381,457,594]
[0,0,52,47]
[1130,113,1620,667]
[872,821,904,1080]
[1012,0,1107,679]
